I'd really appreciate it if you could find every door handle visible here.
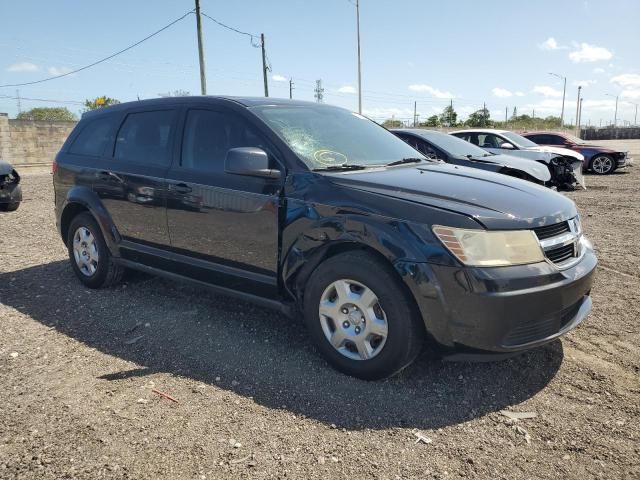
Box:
[98,171,122,182]
[169,183,192,194]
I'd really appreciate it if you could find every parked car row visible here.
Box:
[52,97,598,379]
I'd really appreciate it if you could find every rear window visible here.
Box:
[114,110,176,165]
[68,116,116,156]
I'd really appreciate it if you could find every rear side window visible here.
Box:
[68,116,116,156]
[114,110,176,165]
[181,109,271,172]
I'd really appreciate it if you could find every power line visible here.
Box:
[0,94,84,105]
[200,12,261,47]
[0,10,195,88]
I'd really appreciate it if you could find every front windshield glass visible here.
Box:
[501,131,539,148]
[251,105,427,169]
[422,132,491,157]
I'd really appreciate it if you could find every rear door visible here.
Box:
[165,106,283,296]
[94,107,178,248]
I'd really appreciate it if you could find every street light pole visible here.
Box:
[575,86,581,136]
[356,0,362,114]
[549,72,566,127]
[195,0,207,95]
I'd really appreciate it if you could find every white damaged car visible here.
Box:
[451,129,585,190]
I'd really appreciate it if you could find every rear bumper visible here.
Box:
[406,249,597,355]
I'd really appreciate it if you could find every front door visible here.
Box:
[166,107,283,296]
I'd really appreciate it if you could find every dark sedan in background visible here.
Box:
[0,159,22,212]
[523,132,632,175]
[392,129,552,186]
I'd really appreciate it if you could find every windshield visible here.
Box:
[562,133,588,144]
[421,132,491,157]
[501,131,539,148]
[251,105,426,169]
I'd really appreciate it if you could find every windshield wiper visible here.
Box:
[312,164,369,172]
[385,157,424,167]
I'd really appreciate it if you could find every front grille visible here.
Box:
[533,221,570,240]
[546,243,575,264]
[503,299,582,347]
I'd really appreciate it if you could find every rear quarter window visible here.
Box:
[68,116,117,156]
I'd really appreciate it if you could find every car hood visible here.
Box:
[329,163,577,230]
[0,159,15,176]
[575,144,620,153]
[467,153,551,182]
[522,145,585,161]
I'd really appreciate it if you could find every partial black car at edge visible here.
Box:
[53,97,597,380]
[0,159,22,212]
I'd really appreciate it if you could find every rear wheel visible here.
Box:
[303,251,424,380]
[590,155,615,175]
[67,212,124,288]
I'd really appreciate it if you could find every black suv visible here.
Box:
[54,97,597,380]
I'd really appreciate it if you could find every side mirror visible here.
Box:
[224,147,281,179]
[500,142,514,149]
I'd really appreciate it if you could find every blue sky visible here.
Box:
[1,0,639,124]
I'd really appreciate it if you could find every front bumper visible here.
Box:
[0,183,22,206]
[407,249,597,354]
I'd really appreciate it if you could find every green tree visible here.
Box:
[382,119,404,128]
[16,107,76,121]
[439,105,457,127]
[465,106,493,127]
[421,115,440,127]
[84,96,120,111]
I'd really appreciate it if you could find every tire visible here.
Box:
[67,212,124,289]
[303,251,425,380]
[590,155,615,175]
[0,202,19,212]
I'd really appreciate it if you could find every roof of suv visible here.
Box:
[81,96,324,119]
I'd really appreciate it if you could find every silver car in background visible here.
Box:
[451,129,586,190]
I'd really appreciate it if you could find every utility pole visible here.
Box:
[577,97,584,133]
[505,106,508,124]
[575,86,582,136]
[634,103,638,126]
[356,0,362,114]
[261,33,269,97]
[413,101,417,127]
[16,89,21,114]
[195,0,207,95]
[314,80,324,103]
[449,99,453,126]
[289,78,294,99]
[549,73,566,127]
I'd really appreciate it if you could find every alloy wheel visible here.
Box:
[591,156,614,174]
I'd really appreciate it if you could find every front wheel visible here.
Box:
[303,251,424,380]
[590,155,615,175]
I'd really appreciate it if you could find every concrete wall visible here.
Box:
[0,113,77,167]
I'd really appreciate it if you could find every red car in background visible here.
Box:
[522,132,632,175]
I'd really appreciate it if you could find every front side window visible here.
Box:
[69,116,116,156]
[251,105,427,169]
[114,110,176,165]
[181,109,271,172]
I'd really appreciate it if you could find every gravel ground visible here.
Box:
[1,141,639,479]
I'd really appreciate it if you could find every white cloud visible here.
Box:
[47,66,75,76]
[492,87,512,98]
[538,37,562,50]
[7,62,39,72]
[573,79,597,87]
[610,73,640,88]
[408,84,454,98]
[337,85,356,94]
[271,74,287,82]
[620,89,640,99]
[569,43,613,63]
[533,85,563,97]
[515,91,525,97]
[593,67,605,74]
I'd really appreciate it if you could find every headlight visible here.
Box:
[433,226,544,267]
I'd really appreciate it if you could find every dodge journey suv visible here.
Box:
[54,97,597,380]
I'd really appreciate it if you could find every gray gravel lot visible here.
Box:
[1,141,639,479]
